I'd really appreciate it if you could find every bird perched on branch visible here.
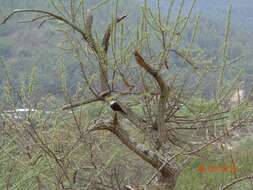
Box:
[110,101,126,114]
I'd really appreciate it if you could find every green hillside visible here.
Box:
[0,0,252,101]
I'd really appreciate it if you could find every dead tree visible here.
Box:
[1,1,252,189]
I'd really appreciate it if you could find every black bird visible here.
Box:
[110,101,126,114]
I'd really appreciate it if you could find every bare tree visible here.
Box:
[1,1,253,190]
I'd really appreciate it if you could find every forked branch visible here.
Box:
[1,9,88,40]
[134,50,168,93]
[88,119,179,178]
[134,50,170,144]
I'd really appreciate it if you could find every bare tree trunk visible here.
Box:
[88,119,180,190]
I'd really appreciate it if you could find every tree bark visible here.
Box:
[88,119,180,190]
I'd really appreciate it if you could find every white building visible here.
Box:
[230,88,245,104]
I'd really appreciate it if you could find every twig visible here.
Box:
[102,15,127,52]
[1,9,88,40]
[62,97,102,110]
[170,49,199,69]
[124,185,136,190]
[134,50,169,143]
[220,174,253,190]
[18,15,50,24]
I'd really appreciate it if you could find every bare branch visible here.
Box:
[38,18,57,28]
[220,174,253,190]
[18,15,50,24]
[124,185,136,190]
[170,49,199,69]
[62,97,102,110]
[1,9,88,40]
[88,119,179,178]
[102,15,127,53]
[134,50,168,92]
[134,50,170,144]
[185,119,245,156]
[84,9,93,37]
[146,118,247,185]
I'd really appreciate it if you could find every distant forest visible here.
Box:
[0,0,253,104]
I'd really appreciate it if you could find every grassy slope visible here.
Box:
[177,137,253,189]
